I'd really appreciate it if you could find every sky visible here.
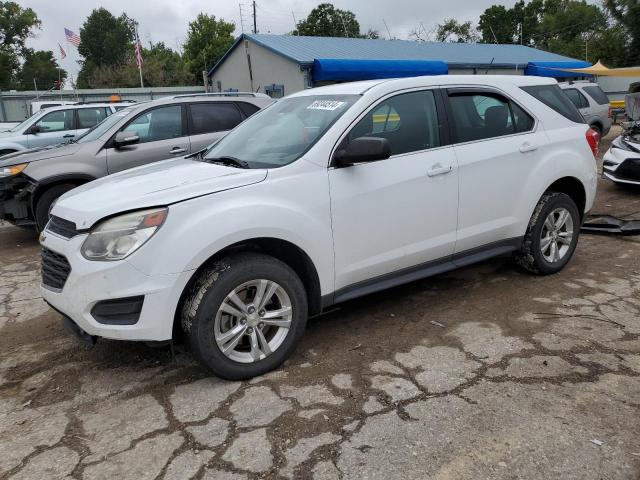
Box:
[22,0,595,80]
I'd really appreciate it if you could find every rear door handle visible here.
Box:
[427,164,453,177]
[519,142,538,153]
[170,147,187,155]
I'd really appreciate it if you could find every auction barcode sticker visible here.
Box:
[307,100,347,111]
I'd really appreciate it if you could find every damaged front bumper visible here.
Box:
[0,173,36,226]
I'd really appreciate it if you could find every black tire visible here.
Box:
[515,192,580,275]
[35,184,76,232]
[181,252,308,380]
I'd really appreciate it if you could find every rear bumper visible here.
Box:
[0,173,36,226]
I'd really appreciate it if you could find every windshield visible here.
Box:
[203,94,359,168]
[75,108,134,144]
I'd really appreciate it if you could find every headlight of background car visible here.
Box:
[81,208,168,261]
[0,163,28,178]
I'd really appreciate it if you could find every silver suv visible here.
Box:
[559,81,612,137]
[0,93,274,230]
[0,103,132,155]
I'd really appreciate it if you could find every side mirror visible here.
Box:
[27,125,40,135]
[333,137,391,167]
[114,131,140,148]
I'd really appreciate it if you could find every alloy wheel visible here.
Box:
[540,207,574,263]
[214,279,293,363]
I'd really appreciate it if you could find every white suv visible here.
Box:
[41,75,598,379]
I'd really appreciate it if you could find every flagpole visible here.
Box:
[136,26,144,88]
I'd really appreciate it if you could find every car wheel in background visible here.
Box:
[35,184,77,232]
[181,252,308,380]
[515,192,580,275]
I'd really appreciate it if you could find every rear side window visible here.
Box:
[346,90,441,156]
[521,85,584,124]
[447,92,534,143]
[77,107,108,129]
[583,85,609,105]
[564,89,589,109]
[189,103,243,135]
[237,102,260,118]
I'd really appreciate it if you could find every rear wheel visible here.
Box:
[35,184,76,232]
[515,192,580,275]
[181,253,308,380]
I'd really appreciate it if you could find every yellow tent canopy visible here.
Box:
[557,60,640,77]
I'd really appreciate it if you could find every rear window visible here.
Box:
[583,85,609,105]
[521,85,585,124]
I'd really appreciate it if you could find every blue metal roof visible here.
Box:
[209,34,584,76]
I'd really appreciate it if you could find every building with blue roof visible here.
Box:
[208,34,590,97]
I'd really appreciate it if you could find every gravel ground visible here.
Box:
[0,128,639,479]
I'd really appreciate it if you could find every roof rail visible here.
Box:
[73,100,137,105]
[170,92,270,99]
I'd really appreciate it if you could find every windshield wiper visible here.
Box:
[205,155,250,169]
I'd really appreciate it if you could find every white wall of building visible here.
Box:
[211,40,307,96]
[596,75,640,101]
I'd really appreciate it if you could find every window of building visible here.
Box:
[265,84,285,99]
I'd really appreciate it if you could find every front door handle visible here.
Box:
[519,142,538,153]
[170,147,187,155]
[427,163,453,177]
[63,134,75,138]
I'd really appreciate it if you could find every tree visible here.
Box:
[77,8,135,88]
[183,13,235,83]
[478,5,515,43]
[18,49,66,90]
[84,43,192,88]
[435,19,479,43]
[0,2,40,89]
[293,3,361,38]
[605,0,640,66]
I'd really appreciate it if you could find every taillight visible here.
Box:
[585,128,600,157]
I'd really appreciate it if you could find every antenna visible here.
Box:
[382,19,392,39]
[239,3,245,33]
[340,15,349,37]
[292,12,297,33]
[252,1,257,34]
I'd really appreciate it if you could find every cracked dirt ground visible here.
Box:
[1,131,640,479]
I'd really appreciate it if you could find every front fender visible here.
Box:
[0,142,27,153]
[127,179,335,296]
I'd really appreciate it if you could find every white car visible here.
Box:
[41,75,598,379]
[602,123,640,185]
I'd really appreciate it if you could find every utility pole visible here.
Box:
[252,1,257,34]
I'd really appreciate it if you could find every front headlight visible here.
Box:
[0,163,28,178]
[81,208,168,261]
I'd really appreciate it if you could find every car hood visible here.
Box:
[52,158,268,228]
[0,142,82,166]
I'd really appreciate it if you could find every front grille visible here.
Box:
[42,247,71,290]
[47,215,81,239]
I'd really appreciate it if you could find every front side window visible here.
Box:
[204,94,358,168]
[346,90,441,156]
[189,103,242,135]
[77,107,108,129]
[34,109,75,133]
[121,105,183,144]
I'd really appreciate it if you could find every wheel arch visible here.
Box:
[173,237,323,338]
[31,174,96,212]
[544,176,586,220]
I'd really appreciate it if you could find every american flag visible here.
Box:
[64,28,81,47]
[58,43,66,59]
[134,35,143,68]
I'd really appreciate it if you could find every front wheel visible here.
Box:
[35,184,77,232]
[515,192,580,275]
[181,253,308,380]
